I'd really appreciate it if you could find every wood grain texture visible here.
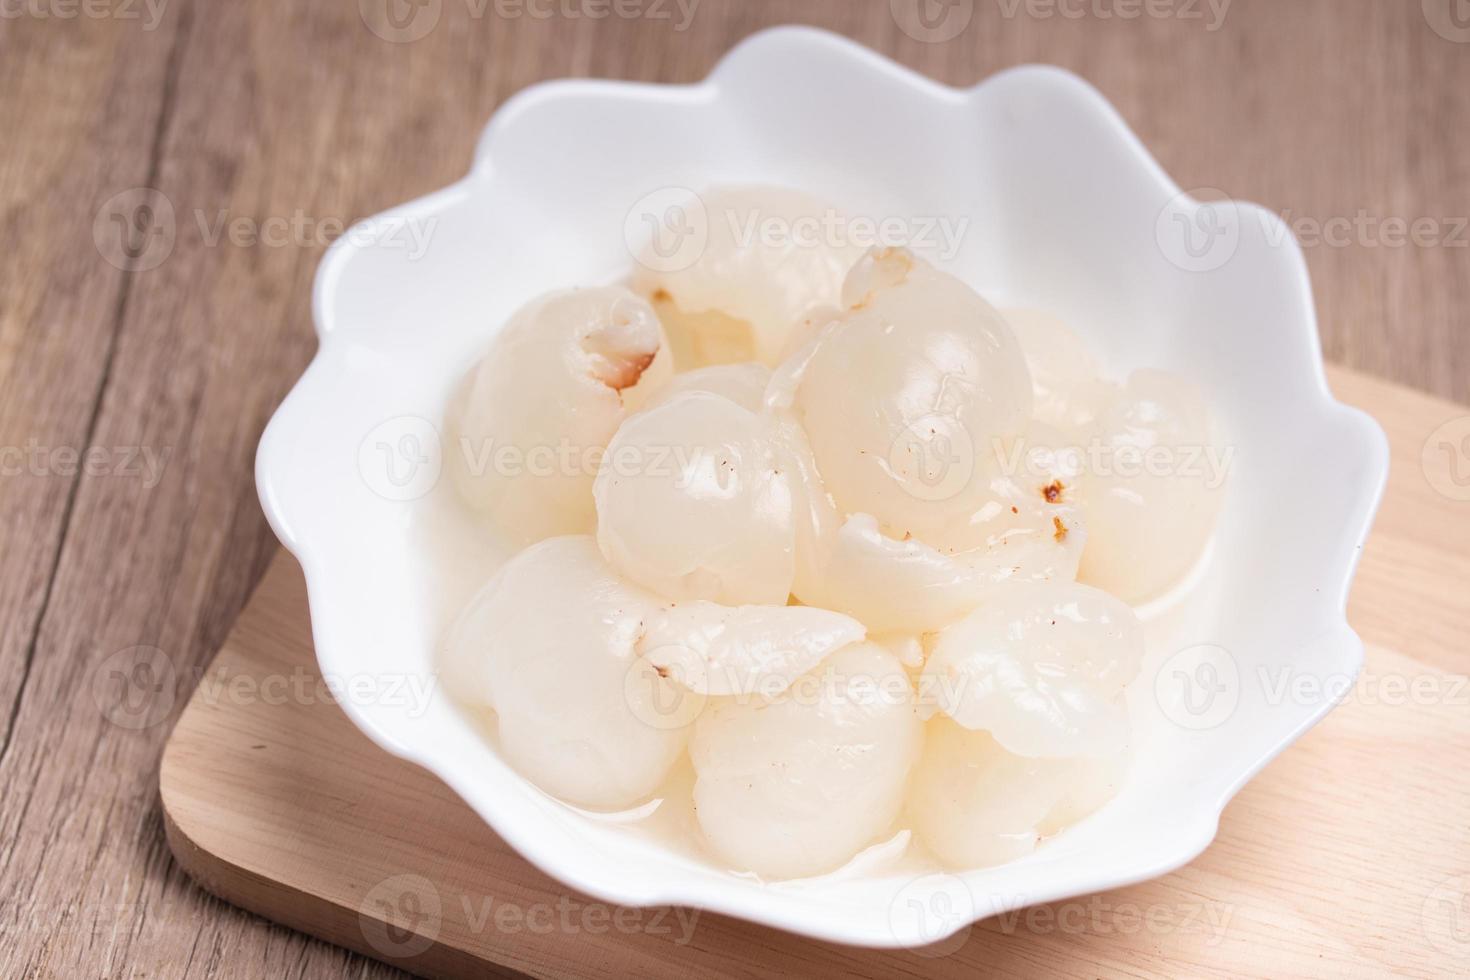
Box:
[1,0,1467,977]
[158,366,1470,980]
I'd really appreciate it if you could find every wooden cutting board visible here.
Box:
[159,366,1470,979]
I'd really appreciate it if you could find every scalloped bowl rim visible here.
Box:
[255,26,1390,948]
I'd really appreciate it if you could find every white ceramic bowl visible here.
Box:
[256,27,1389,948]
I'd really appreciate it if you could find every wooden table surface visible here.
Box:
[1,1,1466,977]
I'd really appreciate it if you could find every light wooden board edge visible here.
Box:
[161,810,518,980]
